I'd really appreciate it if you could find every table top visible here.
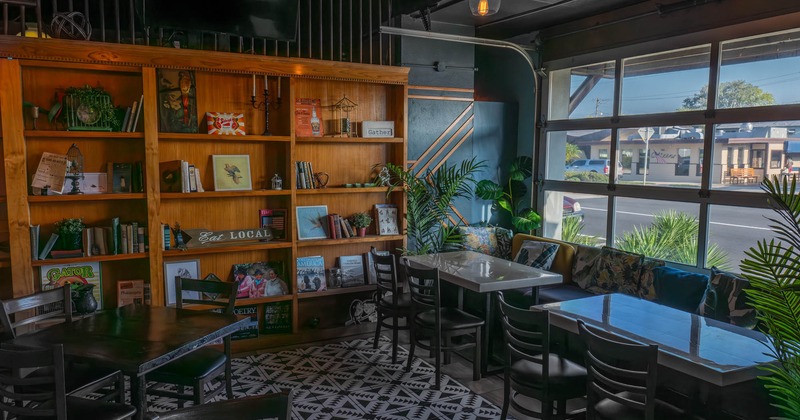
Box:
[540,293,774,387]
[404,251,563,293]
[9,304,246,376]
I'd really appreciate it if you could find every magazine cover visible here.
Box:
[338,255,365,287]
[296,256,327,292]
[232,261,288,299]
[231,304,259,341]
[40,261,103,310]
[263,301,293,335]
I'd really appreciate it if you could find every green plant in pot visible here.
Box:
[350,212,373,237]
[474,156,541,233]
[740,175,800,418]
[54,217,84,250]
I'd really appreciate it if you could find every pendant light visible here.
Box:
[469,0,500,16]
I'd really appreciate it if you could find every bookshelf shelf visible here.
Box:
[24,131,144,139]
[235,294,294,306]
[297,284,375,299]
[31,252,150,267]
[160,190,290,200]
[158,133,291,142]
[29,193,146,202]
[296,235,404,248]
[295,187,393,195]
[162,241,293,257]
[296,136,403,144]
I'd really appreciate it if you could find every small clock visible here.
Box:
[76,103,100,125]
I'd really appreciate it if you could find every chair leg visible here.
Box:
[501,369,511,420]
[373,310,382,349]
[194,380,204,406]
[434,334,441,390]
[225,360,233,399]
[443,334,451,365]
[405,326,415,373]
[556,398,566,420]
[391,315,399,364]
[542,399,553,420]
[473,326,482,381]
[116,371,126,404]
[176,385,186,408]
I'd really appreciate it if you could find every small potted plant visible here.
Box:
[55,217,84,250]
[350,212,373,237]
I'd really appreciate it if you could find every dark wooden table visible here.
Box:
[8,304,246,419]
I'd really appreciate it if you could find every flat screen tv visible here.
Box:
[142,0,298,41]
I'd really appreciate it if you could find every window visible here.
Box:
[771,151,782,169]
[675,148,691,176]
[752,150,764,169]
[549,62,616,120]
[598,149,609,159]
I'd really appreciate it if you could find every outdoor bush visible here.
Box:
[561,216,602,246]
[563,171,609,183]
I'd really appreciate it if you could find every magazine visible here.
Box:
[338,255,365,287]
[231,304,259,341]
[232,261,288,299]
[40,261,103,310]
[296,256,326,292]
[262,301,292,335]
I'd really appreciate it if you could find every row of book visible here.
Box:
[120,95,145,133]
[159,160,205,193]
[296,251,389,292]
[326,214,357,239]
[108,161,144,193]
[295,161,319,189]
[30,218,147,261]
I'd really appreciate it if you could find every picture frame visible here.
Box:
[212,154,253,191]
[157,69,199,133]
[163,259,201,306]
[374,204,399,235]
[296,205,329,240]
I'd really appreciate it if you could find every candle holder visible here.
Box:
[250,78,282,136]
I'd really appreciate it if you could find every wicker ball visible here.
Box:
[50,11,92,40]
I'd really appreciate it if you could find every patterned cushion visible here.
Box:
[495,227,513,260]
[514,240,560,271]
[638,258,666,300]
[698,267,757,329]
[572,245,603,289]
[585,247,644,295]
[458,226,513,260]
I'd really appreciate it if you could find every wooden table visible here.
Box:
[8,304,246,419]
[404,251,563,375]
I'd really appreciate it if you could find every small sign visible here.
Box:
[362,121,395,138]
[183,228,272,248]
[206,112,246,135]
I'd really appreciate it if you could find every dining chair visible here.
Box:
[577,320,684,420]
[0,286,126,403]
[401,258,484,390]
[371,247,411,364]
[143,391,293,420]
[0,343,137,420]
[496,292,586,420]
[147,277,239,408]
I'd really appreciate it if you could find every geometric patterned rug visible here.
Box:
[146,336,506,419]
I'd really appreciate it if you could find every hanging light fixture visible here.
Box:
[469,0,501,16]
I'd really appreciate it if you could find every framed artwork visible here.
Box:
[163,259,201,305]
[296,205,328,240]
[157,69,199,133]
[374,204,399,235]
[212,154,253,191]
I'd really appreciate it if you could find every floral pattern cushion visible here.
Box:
[585,247,644,295]
[514,240,560,270]
[495,227,513,260]
[457,226,512,259]
[698,267,757,329]
[638,258,666,300]
[572,245,603,289]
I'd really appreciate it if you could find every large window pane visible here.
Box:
[547,130,614,184]
[543,191,607,247]
[719,29,800,109]
[617,126,704,188]
[621,45,711,115]
[614,198,700,265]
[711,120,800,192]
[708,205,777,272]
[549,62,615,120]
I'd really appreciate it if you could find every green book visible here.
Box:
[110,217,120,255]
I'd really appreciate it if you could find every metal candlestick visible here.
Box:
[250,87,282,136]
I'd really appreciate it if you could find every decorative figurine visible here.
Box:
[271,173,283,190]
[172,222,187,250]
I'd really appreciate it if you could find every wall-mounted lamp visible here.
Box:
[469,0,500,16]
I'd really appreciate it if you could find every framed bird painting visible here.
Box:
[212,154,253,191]
[157,68,199,133]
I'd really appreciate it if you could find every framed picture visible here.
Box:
[163,259,201,305]
[157,69,199,133]
[212,154,253,191]
[296,205,328,240]
[374,204,399,235]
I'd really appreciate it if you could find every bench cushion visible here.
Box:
[585,247,644,295]
[638,258,667,300]
[538,284,594,304]
[458,226,513,260]
[653,266,709,312]
[697,267,757,329]
[572,245,603,289]
[514,240,560,271]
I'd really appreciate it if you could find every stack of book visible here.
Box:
[120,95,144,133]
[326,214,356,239]
[159,160,204,193]
[82,217,148,257]
[295,161,318,189]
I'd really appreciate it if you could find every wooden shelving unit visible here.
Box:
[0,36,408,351]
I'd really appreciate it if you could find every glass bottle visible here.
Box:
[271,173,283,190]
[310,106,321,136]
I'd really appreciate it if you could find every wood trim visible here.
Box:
[142,67,164,306]
[408,95,474,102]
[408,85,474,93]
[411,103,473,171]
[0,37,409,85]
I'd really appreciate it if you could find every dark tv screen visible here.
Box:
[144,0,298,41]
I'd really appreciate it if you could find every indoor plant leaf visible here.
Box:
[474,179,503,201]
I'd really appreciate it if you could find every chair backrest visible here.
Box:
[0,286,73,341]
[496,291,551,382]
[372,248,400,304]
[401,258,440,317]
[0,343,68,419]
[144,391,293,420]
[175,277,239,315]
[577,320,659,420]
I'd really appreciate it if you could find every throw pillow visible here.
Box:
[697,267,757,329]
[495,227,513,260]
[638,258,666,301]
[457,226,499,257]
[585,247,644,295]
[653,266,709,313]
[514,240,560,270]
[571,245,603,289]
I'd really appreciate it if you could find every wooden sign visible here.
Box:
[183,228,272,248]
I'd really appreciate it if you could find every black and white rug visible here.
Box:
[147,336,505,419]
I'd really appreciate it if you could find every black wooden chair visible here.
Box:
[0,343,137,419]
[147,277,239,408]
[143,391,293,420]
[371,247,411,364]
[401,258,484,389]
[577,320,684,420]
[496,291,586,420]
[0,286,126,403]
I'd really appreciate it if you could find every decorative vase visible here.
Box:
[71,284,98,314]
[60,232,82,250]
[358,227,367,237]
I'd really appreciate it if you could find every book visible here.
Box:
[231,304,259,340]
[262,301,292,335]
[338,255,366,287]
[131,94,144,132]
[259,209,286,240]
[109,217,120,255]
[131,161,144,193]
[374,204,400,235]
[232,261,288,298]
[30,224,40,260]
[296,256,326,292]
[82,227,93,257]
[342,218,355,238]
[120,107,132,132]
[137,226,146,252]
[295,98,323,137]
[327,214,338,239]
[181,161,191,193]
[50,249,84,259]
[162,223,171,250]
[117,279,144,306]
[194,168,205,192]
[40,261,103,310]
[126,100,138,132]
[159,160,183,193]
[188,165,198,192]
[364,249,390,284]
[108,162,133,193]
[92,226,107,255]
[120,224,128,254]
[39,233,59,260]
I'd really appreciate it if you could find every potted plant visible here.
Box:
[350,212,373,237]
[54,217,84,250]
[474,156,541,233]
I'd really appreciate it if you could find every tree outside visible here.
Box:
[681,80,775,110]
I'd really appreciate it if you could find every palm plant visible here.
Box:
[561,216,601,246]
[474,156,541,233]
[386,158,485,255]
[740,176,800,419]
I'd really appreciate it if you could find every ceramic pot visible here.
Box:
[358,227,367,237]
[71,284,98,314]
